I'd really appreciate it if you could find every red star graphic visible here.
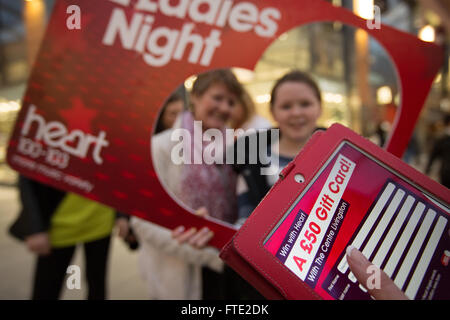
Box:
[59,97,98,133]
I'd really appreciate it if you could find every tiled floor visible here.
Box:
[0,185,148,300]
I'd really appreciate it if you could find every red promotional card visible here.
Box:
[264,142,449,300]
[6,0,443,249]
[220,124,449,300]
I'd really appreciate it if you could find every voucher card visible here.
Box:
[264,142,449,300]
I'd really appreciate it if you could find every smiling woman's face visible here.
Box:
[192,82,237,130]
[271,81,321,144]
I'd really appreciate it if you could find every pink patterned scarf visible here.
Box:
[176,112,237,224]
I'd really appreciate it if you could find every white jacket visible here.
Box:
[131,217,223,300]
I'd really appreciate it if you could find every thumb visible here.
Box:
[195,207,209,217]
[346,246,408,300]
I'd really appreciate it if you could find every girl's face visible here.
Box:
[271,81,321,143]
[162,99,184,130]
[192,82,237,130]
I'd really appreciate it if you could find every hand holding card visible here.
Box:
[220,124,450,300]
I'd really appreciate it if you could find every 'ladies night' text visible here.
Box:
[102,0,281,67]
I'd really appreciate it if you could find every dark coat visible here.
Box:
[231,127,325,209]
[230,129,274,209]
[10,176,137,249]
[9,175,66,241]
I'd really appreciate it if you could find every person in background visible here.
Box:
[226,70,323,298]
[233,70,324,226]
[403,131,420,165]
[154,91,186,135]
[131,69,242,299]
[426,114,450,188]
[9,176,128,300]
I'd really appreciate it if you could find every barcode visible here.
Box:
[336,182,448,299]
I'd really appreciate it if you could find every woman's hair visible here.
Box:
[191,69,244,99]
[230,88,256,129]
[270,70,322,109]
[240,89,256,120]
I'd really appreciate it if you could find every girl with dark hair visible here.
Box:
[234,70,323,225]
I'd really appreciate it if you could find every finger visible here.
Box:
[346,246,408,300]
[175,227,197,244]
[193,230,214,248]
[172,226,185,237]
[195,207,209,217]
[40,248,51,256]
[118,225,128,238]
[116,219,129,237]
[35,245,51,256]
[28,243,42,254]
[188,227,210,246]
